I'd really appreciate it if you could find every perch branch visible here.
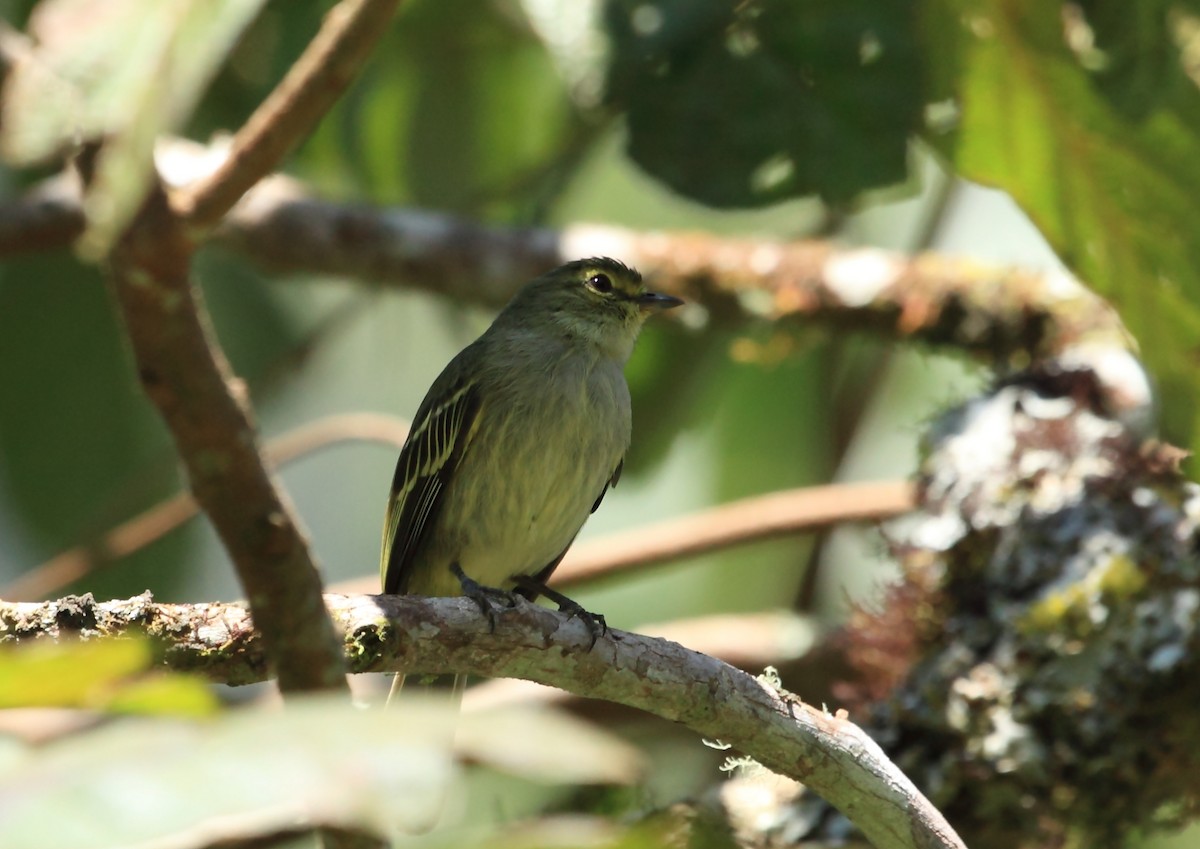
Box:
[463,610,819,711]
[0,592,968,849]
[171,0,401,230]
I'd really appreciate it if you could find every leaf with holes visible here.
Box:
[604,0,922,207]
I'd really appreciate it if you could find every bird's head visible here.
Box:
[500,257,683,361]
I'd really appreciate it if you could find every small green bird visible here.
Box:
[381,257,681,695]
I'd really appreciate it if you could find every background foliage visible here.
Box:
[1,0,1199,846]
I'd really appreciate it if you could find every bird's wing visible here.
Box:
[590,458,623,514]
[381,376,484,594]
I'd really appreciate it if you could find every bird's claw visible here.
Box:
[451,564,517,633]
[513,576,608,650]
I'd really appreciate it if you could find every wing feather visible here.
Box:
[381,378,483,594]
[590,458,624,514]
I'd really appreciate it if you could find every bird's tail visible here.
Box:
[385,672,406,707]
[385,672,466,709]
[383,671,466,834]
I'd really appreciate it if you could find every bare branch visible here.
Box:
[171,0,401,230]
[218,175,560,307]
[101,170,346,694]
[1,153,1148,422]
[0,591,967,849]
[216,177,1126,353]
[0,173,83,255]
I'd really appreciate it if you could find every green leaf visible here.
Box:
[603,0,922,206]
[923,0,1200,449]
[1068,0,1200,139]
[0,638,217,715]
[0,0,268,257]
[1071,0,1178,121]
[0,639,147,707]
[0,697,642,848]
[101,673,220,717]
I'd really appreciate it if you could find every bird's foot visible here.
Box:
[513,576,608,650]
[451,564,517,632]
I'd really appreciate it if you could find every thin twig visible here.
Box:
[330,480,917,596]
[171,0,401,230]
[554,481,916,586]
[5,413,410,602]
[0,592,969,849]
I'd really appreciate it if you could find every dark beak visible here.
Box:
[635,291,685,312]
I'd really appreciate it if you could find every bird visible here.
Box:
[380,257,682,701]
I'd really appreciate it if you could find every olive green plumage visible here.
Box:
[380,257,682,608]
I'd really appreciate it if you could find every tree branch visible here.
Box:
[0,173,84,255]
[101,169,346,694]
[214,177,1130,362]
[0,157,1146,426]
[0,591,967,849]
[171,0,401,230]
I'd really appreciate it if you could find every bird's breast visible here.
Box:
[427,353,631,591]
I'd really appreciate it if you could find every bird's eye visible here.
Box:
[587,273,613,294]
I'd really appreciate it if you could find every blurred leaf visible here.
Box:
[1071,0,1178,121]
[603,0,921,206]
[101,672,219,717]
[455,707,643,785]
[923,0,1200,451]
[194,2,328,140]
[1068,0,1200,139]
[0,639,145,706]
[0,697,641,849]
[306,0,579,222]
[0,0,267,257]
[487,817,676,849]
[0,638,217,715]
